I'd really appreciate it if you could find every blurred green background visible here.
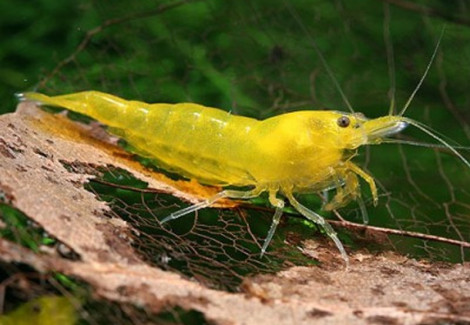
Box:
[1,0,470,272]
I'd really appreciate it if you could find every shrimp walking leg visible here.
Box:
[160,188,263,224]
[260,191,285,256]
[323,172,359,211]
[324,172,359,209]
[356,196,369,224]
[285,192,349,265]
[346,161,378,206]
[324,172,369,224]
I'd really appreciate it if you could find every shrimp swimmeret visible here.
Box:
[17,89,470,265]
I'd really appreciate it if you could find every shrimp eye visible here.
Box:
[337,116,350,128]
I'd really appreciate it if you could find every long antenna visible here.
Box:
[285,2,355,113]
[403,117,470,169]
[383,3,396,116]
[399,26,445,116]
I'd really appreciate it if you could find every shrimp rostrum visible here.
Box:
[18,90,470,264]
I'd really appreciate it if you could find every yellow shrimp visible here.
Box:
[17,89,470,265]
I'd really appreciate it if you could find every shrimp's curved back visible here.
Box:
[19,91,261,185]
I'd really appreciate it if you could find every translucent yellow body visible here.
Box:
[20,91,446,264]
[20,92,376,192]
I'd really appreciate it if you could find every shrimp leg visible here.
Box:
[324,171,366,219]
[346,161,378,206]
[260,191,285,256]
[285,191,349,265]
[324,162,377,224]
[160,188,263,224]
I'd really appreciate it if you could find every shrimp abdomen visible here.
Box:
[20,91,260,185]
